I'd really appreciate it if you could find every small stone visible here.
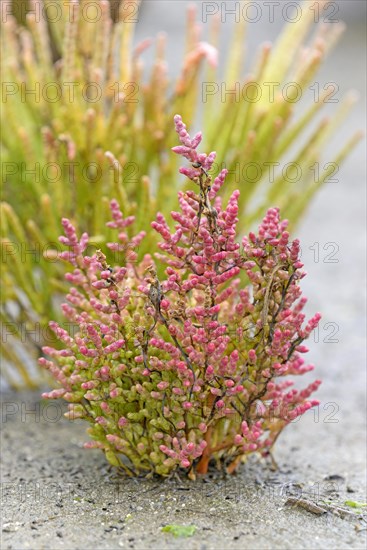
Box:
[324,474,345,482]
[2,522,20,533]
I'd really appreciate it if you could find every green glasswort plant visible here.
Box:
[40,116,321,477]
[1,0,361,388]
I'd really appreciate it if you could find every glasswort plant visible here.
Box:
[40,116,321,477]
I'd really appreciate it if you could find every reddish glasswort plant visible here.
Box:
[40,115,321,477]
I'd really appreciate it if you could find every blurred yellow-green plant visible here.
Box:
[0,0,361,389]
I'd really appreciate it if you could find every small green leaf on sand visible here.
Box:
[344,500,367,508]
[161,524,197,537]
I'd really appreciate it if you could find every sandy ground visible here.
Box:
[1,1,366,549]
[1,390,366,550]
